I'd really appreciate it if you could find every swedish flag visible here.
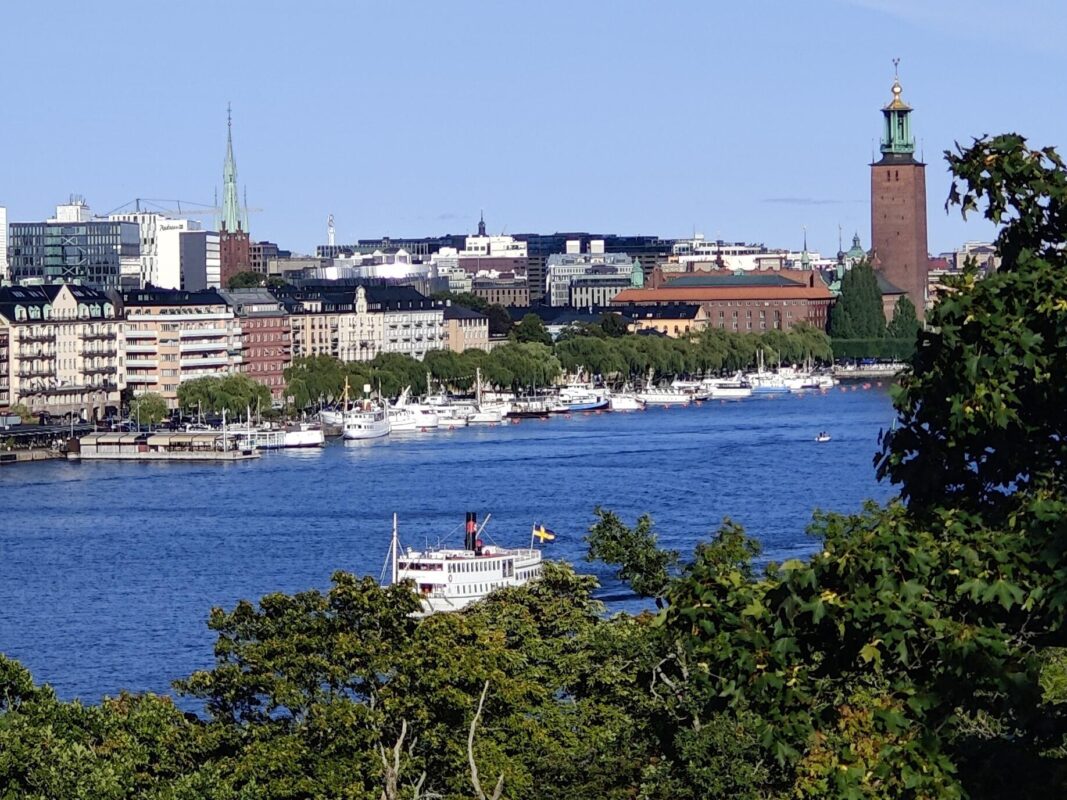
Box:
[532,524,557,543]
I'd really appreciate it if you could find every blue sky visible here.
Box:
[1,0,1064,256]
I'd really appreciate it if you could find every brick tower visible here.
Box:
[870,64,928,319]
[219,104,250,289]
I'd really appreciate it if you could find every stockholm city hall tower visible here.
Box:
[870,63,929,320]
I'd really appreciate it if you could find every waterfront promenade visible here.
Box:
[0,388,895,703]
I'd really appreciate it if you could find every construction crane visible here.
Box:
[104,197,263,220]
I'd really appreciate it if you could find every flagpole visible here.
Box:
[530,524,535,550]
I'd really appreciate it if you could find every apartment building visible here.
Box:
[219,288,292,403]
[121,289,242,409]
[0,285,122,419]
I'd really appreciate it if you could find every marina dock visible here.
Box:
[72,432,259,462]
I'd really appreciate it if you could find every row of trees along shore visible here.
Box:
[4,134,1065,798]
[280,321,832,409]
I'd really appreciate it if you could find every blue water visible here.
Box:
[0,386,896,702]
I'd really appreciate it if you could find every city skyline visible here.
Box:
[1,1,1065,255]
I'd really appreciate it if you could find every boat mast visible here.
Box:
[476,366,482,408]
[391,513,399,585]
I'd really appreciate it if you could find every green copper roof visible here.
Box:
[221,105,246,232]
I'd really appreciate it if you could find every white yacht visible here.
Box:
[343,401,390,440]
[283,422,325,448]
[388,512,544,615]
[696,373,753,401]
[557,384,609,412]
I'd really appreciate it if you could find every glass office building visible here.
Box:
[8,221,140,290]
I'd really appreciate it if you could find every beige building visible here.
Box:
[472,278,529,308]
[0,285,122,419]
[122,289,242,409]
[443,305,489,352]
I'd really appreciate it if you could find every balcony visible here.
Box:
[18,367,55,378]
[84,363,117,375]
[125,343,157,354]
[20,330,56,343]
[125,329,156,339]
[180,356,230,368]
[79,330,116,341]
[179,341,227,353]
[18,347,56,359]
[82,346,118,358]
[180,327,229,338]
[126,359,158,369]
[125,374,156,384]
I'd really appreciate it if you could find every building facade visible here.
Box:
[367,286,445,361]
[122,289,242,409]
[617,304,709,337]
[0,285,121,419]
[443,305,489,353]
[612,271,833,332]
[9,211,140,291]
[472,277,529,308]
[0,205,8,282]
[544,248,636,307]
[870,70,929,320]
[219,289,292,403]
[569,274,633,308]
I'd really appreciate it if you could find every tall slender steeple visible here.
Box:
[221,103,245,232]
[477,210,486,237]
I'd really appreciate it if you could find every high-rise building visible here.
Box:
[219,106,251,289]
[0,205,8,282]
[8,201,139,290]
[870,67,929,319]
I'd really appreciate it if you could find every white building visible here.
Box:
[367,286,446,361]
[670,235,783,271]
[544,243,635,307]
[0,205,8,281]
[50,197,93,223]
[460,233,527,258]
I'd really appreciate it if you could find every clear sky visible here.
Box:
[1,0,1064,256]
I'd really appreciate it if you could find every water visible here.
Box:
[0,386,896,702]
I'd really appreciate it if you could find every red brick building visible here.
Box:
[219,289,291,403]
[611,271,833,332]
[870,69,929,319]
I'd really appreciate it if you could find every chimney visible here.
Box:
[465,512,477,551]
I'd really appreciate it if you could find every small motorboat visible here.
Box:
[815,432,832,443]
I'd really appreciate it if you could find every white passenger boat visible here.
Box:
[343,401,390,440]
[608,392,644,411]
[391,386,440,429]
[696,373,753,401]
[636,385,691,406]
[388,512,544,614]
[387,405,419,432]
[558,384,609,412]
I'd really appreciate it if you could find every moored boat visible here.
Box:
[388,512,544,614]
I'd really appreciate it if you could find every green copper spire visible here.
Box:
[880,59,915,157]
[221,104,245,232]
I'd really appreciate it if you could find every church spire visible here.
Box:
[880,59,916,160]
[477,210,486,237]
[221,103,245,232]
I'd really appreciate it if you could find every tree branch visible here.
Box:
[468,680,504,800]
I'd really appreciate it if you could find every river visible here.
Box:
[0,385,896,702]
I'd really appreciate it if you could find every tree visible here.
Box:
[6,403,33,423]
[227,270,264,289]
[886,295,920,341]
[432,291,489,313]
[510,313,552,346]
[829,260,886,339]
[129,393,168,425]
[265,275,288,289]
[485,305,513,337]
[585,508,678,606]
[600,312,629,338]
[176,374,271,417]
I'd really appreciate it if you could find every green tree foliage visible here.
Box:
[886,295,920,341]
[829,260,886,339]
[485,304,513,337]
[283,355,345,408]
[586,508,678,605]
[176,374,272,417]
[510,313,553,346]
[6,403,34,423]
[128,392,168,425]
[226,270,264,289]
[600,312,629,338]
[432,290,489,313]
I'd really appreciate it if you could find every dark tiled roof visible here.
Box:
[443,305,487,321]
[875,274,907,295]
[123,289,227,306]
[0,284,112,321]
[506,306,612,325]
